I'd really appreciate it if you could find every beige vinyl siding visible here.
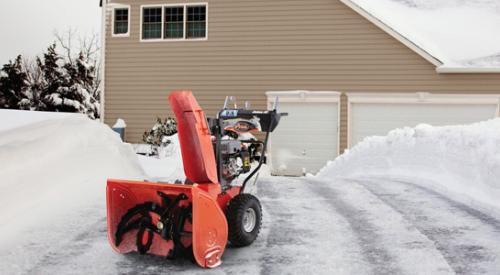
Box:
[104,0,500,151]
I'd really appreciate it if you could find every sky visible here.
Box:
[0,0,101,65]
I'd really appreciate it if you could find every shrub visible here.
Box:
[142,117,177,146]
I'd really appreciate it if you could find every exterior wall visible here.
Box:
[104,0,500,151]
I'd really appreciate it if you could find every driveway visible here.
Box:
[4,176,500,275]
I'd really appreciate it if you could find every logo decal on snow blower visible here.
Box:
[207,228,217,246]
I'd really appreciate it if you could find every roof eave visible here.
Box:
[436,66,500,74]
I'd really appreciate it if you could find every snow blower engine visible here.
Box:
[106,91,286,268]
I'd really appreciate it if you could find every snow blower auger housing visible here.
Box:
[106,91,286,268]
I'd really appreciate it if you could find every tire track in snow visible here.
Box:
[111,177,370,275]
[257,179,310,275]
[306,179,402,275]
[357,178,500,275]
[308,177,457,274]
[256,177,372,275]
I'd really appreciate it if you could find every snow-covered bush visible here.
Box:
[140,117,178,158]
[0,56,30,109]
[143,117,177,146]
[41,48,100,119]
[0,35,101,119]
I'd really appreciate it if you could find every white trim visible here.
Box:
[436,66,500,74]
[339,0,442,67]
[139,3,208,43]
[111,4,131,38]
[497,98,500,117]
[266,90,341,103]
[346,92,500,147]
[99,2,107,122]
[265,91,342,174]
[346,92,500,104]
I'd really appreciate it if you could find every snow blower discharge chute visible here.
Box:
[106,91,286,268]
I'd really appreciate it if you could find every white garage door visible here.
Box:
[349,93,500,147]
[267,91,340,176]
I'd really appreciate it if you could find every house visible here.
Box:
[100,0,500,176]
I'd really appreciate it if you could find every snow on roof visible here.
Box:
[348,0,500,70]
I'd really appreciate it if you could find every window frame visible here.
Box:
[141,5,163,40]
[164,5,185,40]
[140,2,208,42]
[112,5,131,37]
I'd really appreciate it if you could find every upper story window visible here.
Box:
[142,7,162,39]
[186,6,206,39]
[165,6,184,39]
[141,3,207,41]
[113,6,130,37]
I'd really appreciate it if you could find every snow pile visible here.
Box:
[350,0,500,68]
[317,119,500,210]
[0,112,144,273]
[112,118,126,128]
[0,109,75,131]
[137,134,186,183]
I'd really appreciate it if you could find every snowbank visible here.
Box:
[350,0,500,68]
[0,109,76,131]
[136,135,186,183]
[317,119,500,211]
[0,113,144,272]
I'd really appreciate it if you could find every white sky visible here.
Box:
[0,0,101,65]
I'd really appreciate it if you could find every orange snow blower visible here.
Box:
[106,91,286,268]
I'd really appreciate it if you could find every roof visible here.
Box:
[342,0,500,73]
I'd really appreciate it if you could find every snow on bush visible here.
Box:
[0,112,144,270]
[140,117,178,158]
[137,134,186,183]
[142,117,177,146]
[317,119,500,210]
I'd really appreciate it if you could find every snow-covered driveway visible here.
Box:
[2,113,500,274]
[12,176,500,275]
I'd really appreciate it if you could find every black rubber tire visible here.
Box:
[226,194,262,247]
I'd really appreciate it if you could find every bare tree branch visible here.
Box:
[54,28,77,65]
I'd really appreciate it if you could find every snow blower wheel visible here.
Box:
[106,91,287,268]
[227,194,263,247]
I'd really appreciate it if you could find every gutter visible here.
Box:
[436,66,500,74]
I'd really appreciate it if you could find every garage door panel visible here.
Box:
[270,101,339,176]
[351,102,498,146]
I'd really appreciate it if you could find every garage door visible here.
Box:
[267,91,340,176]
[349,93,500,147]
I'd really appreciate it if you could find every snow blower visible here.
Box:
[106,91,286,268]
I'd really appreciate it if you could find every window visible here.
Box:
[165,7,184,39]
[186,6,207,39]
[113,7,130,36]
[141,3,207,41]
[142,7,162,39]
